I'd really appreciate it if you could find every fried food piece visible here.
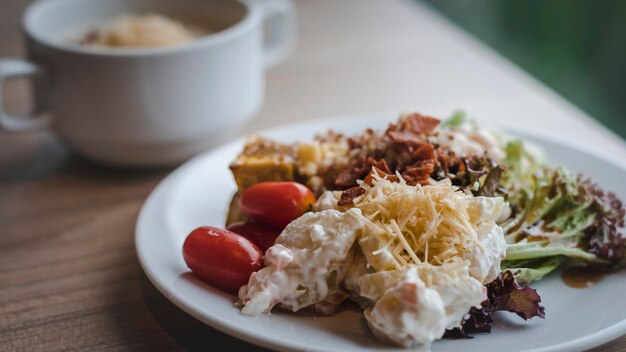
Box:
[230,136,296,192]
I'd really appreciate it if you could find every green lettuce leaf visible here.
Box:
[440,110,467,127]
[498,139,625,283]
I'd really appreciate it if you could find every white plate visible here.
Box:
[136,115,626,352]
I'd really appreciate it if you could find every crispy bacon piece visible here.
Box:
[387,130,424,145]
[386,113,440,145]
[338,186,365,206]
[364,168,400,185]
[364,162,400,185]
[390,113,441,134]
[335,157,396,189]
[367,157,392,174]
[400,144,437,186]
[340,158,401,206]
[332,114,443,191]
[401,162,436,185]
[335,154,368,188]
[335,168,362,188]
[412,143,436,160]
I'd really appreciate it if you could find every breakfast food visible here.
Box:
[81,14,210,48]
[182,112,626,347]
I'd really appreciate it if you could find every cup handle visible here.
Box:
[0,58,52,132]
[260,0,297,68]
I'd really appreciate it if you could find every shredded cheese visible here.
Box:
[352,174,488,271]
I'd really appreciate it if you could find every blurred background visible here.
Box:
[422,0,626,138]
[2,0,624,138]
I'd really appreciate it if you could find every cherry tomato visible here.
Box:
[239,182,316,228]
[227,221,281,252]
[183,226,263,293]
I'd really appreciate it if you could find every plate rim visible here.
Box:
[135,114,626,352]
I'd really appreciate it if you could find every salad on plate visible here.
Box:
[181,112,626,347]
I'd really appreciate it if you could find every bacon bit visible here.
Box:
[402,160,436,186]
[399,143,437,185]
[334,154,367,188]
[386,114,440,145]
[367,157,392,174]
[363,158,398,185]
[387,130,424,145]
[364,167,400,185]
[405,113,441,134]
[335,168,361,188]
[338,186,366,206]
[335,156,391,189]
[389,113,441,134]
[412,143,436,160]
[362,173,375,186]
[332,114,444,191]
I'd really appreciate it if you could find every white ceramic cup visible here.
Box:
[0,0,296,166]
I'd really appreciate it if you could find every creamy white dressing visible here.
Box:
[461,196,508,283]
[265,244,293,268]
[467,222,507,283]
[239,209,363,315]
[463,196,506,225]
[240,179,508,347]
[357,270,402,302]
[312,191,342,212]
[364,266,447,347]
[362,262,485,348]
[433,121,506,161]
[421,263,486,329]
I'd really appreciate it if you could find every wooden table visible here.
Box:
[1,1,624,351]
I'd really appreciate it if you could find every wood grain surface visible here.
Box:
[0,143,265,352]
[0,0,623,351]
